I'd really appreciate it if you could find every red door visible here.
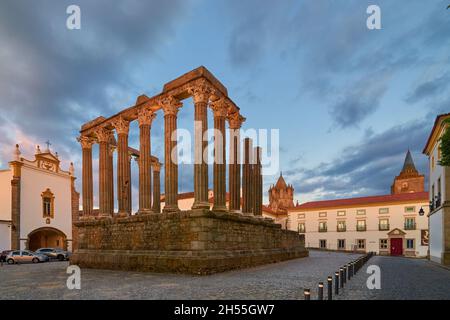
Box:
[390,238,403,256]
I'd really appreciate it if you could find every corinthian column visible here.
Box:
[138,109,156,214]
[242,138,253,214]
[78,136,94,217]
[152,162,161,213]
[96,128,113,218]
[253,147,263,216]
[189,81,212,210]
[161,96,182,213]
[211,99,228,211]
[112,117,131,217]
[228,113,245,212]
[108,142,115,214]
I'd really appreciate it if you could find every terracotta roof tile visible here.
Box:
[293,191,428,210]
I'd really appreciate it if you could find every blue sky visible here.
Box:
[0,0,449,208]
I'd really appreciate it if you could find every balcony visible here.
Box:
[318,226,327,233]
[337,226,346,232]
[430,193,442,212]
[404,222,416,230]
[356,225,367,232]
[379,224,390,231]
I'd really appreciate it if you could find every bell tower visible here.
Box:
[391,150,425,194]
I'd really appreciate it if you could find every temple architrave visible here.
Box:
[71,66,308,274]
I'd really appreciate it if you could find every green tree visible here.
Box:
[439,119,450,166]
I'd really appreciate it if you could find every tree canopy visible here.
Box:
[439,118,450,167]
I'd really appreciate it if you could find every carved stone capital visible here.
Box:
[160,96,182,116]
[228,113,246,129]
[188,80,214,104]
[153,162,161,172]
[138,108,157,127]
[77,136,95,149]
[95,127,112,143]
[111,117,130,135]
[210,99,229,118]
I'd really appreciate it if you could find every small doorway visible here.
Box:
[390,238,403,256]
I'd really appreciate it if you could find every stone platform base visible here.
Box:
[71,210,308,274]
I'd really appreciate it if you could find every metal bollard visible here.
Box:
[339,268,344,288]
[334,272,339,295]
[348,264,351,280]
[327,276,332,300]
[318,282,324,300]
[342,265,347,284]
[304,288,311,300]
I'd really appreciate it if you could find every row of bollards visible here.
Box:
[304,251,374,300]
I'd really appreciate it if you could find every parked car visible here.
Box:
[5,250,49,264]
[1,250,13,262]
[35,248,71,261]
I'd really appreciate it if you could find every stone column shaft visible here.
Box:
[113,117,131,216]
[138,109,155,214]
[79,137,94,216]
[212,101,227,211]
[252,147,263,216]
[162,97,181,212]
[108,145,114,214]
[242,138,254,214]
[152,163,161,213]
[228,115,244,212]
[96,129,112,217]
[192,100,210,209]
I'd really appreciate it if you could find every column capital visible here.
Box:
[111,116,130,135]
[188,80,214,104]
[153,162,161,172]
[95,127,112,143]
[210,99,229,118]
[138,108,157,127]
[160,96,182,116]
[77,136,95,149]
[228,112,246,129]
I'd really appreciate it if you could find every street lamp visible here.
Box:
[419,207,425,216]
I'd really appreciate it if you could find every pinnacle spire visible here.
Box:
[402,149,417,172]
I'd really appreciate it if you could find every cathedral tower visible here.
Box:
[391,150,425,194]
[268,173,295,211]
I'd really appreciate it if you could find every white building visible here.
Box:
[0,144,78,252]
[286,151,429,257]
[423,113,450,265]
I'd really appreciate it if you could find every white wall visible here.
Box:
[0,223,11,251]
[20,166,73,250]
[288,200,429,257]
[0,170,12,221]
[429,209,443,263]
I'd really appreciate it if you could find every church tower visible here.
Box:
[391,150,425,194]
[268,173,295,211]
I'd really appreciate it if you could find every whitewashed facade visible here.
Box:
[0,145,77,252]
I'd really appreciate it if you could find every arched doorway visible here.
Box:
[28,227,67,251]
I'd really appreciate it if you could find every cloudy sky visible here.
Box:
[0,0,449,209]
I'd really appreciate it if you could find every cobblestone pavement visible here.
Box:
[336,255,450,300]
[0,250,360,300]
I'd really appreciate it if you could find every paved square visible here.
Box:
[1,251,449,299]
[0,251,359,300]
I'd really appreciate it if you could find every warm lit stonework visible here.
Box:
[71,66,308,274]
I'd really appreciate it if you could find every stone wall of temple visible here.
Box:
[71,211,307,274]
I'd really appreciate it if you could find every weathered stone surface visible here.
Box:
[71,210,308,274]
